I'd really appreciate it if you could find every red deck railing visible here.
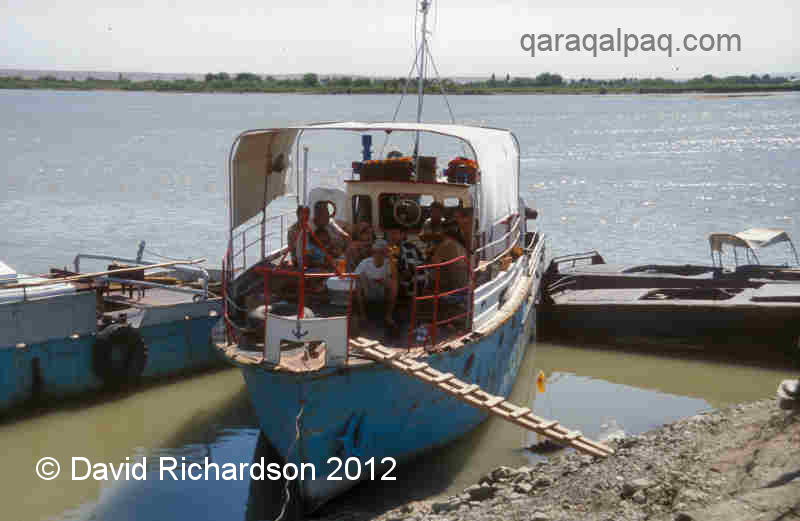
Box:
[222,208,358,363]
[407,254,474,349]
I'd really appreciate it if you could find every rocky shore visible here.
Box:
[340,397,799,521]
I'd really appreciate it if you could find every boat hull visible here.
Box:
[240,261,540,512]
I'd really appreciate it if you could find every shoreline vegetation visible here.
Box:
[1,71,798,95]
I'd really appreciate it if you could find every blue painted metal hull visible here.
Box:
[241,279,538,511]
[0,313,223,413]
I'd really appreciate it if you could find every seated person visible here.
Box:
[304,227,335,270]
[452,206,474,251]
[287,206,307,266]
[312,200,349,257]
[346,218,375,272]
[431,220,470,293]
[295,202,350,266]
[420,201,445,258]
[387,228,426,295]
[355,239,398,327]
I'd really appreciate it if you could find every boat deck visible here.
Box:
[104,286,204,308]
[549,284,800,307]
[215,338,431,373]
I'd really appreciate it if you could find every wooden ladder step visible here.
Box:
[406,361,430,372]
[536,420,560,430]
[510,407,531,419]
[458,384,480,396]
[432,372,455,384]
[484,395,505,408]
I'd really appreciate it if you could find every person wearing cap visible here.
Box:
[355,238,398,327]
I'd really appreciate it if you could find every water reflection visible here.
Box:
[0,368,256,521]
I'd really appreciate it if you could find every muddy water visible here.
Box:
[5,341,795,521]
[321,341,796,515]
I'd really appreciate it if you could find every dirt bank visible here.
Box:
[333,398,799,521]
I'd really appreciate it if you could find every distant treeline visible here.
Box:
[1,71,797,95]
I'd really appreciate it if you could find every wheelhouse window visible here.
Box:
[351,195,372,226]
[379,193,429,230]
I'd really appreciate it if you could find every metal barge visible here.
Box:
[540,229,800,363]
[0,243,223,412]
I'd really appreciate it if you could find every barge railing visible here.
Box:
[74,251,211,299]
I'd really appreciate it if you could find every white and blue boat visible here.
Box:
[0,243,223,413]
[214,1,546,511]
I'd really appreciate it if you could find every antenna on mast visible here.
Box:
[413,0,430,165]
[415,0,430,126]
[383,0,458,160]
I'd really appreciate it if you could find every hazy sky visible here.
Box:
[2,0,797,79]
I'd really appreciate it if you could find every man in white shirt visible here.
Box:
[355,239,398,327]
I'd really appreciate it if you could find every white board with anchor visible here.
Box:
[264,314,348,367]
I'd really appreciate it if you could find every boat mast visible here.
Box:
[413,0,430,161]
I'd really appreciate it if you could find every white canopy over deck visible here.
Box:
[709,228,799,266]
[227,122,520,234]
[709,228,794,252]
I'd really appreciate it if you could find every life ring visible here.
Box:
[248,302,315,324]
[393,198,422,227]
[448,157,477,169]
[316,200,336,219]
[92,323,148,386]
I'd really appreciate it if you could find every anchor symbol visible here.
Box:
[292,321,309,339]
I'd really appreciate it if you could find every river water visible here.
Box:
[1,89,799,520]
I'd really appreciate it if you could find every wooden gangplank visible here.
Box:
[350,338,614,458]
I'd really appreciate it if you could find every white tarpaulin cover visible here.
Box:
[228,122,520,231]
[229,129,299,229]
[709,228,792,252]
[0,261,16,284]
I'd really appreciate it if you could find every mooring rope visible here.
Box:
[272,404,305,521]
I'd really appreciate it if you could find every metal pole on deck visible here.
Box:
[302,146,309,206]
[413,0,430,164]
[262,144,272,261]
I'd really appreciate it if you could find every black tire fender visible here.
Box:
[92,323,148,386]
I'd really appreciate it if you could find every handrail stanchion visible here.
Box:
[242,230,247,270]
[222,255,229,343]
[346,277,354,364]
[280,215,285,250]
[408,272,419,349]
[431,266,441,347]
[297,208,310,319]
[261,220,266,261]
[468,256,475,331]
[263,268,271,341]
